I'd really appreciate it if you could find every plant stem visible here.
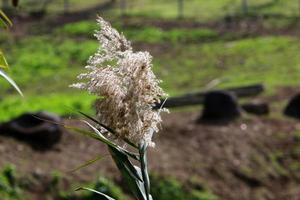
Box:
[139,142,151,200]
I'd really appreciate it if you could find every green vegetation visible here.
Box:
[90,177,129,200]
[18,0,106,13]
[124,27,219,44]
[155,36,300,95]
[0,35,98,121]
[58,20,219,43]
[57,21,98,37]
[0,165,23,200]
[0,1,299,122]
[4,36,97,89]
[150,175,218,200]
[57,19,300,95]
[8,0,300,22]
[2,19,300,120]
[60,177,129,200]
[292,130,300,142]
[110,0,300,21]
[0,93,96,121]
[1,1,300,199]
[0,165,218,200]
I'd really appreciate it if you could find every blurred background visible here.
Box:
[1,0,300,199]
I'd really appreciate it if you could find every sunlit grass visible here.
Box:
[0,93,96,121]
[1,16,300,121]
[111,0,300,21]
[154,36,300,95]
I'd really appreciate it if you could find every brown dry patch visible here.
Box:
[1,111,300,199]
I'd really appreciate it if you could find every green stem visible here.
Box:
[139,142,151,200]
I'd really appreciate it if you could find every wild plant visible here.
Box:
[71,16,168,200]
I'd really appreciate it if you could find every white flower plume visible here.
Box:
[71,17,168,147]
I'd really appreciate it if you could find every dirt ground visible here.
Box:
[1,104,300,200]
[2,10,300,199]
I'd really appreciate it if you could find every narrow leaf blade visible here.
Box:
[0,10,12,28]
[139,142,151,200]
[75,187,116,200]
[0,69,23,96]
[0,51,9,69]
[70,155,105,172]
[78,111,138,148]
[109,147,147,200]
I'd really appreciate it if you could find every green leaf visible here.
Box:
[66,123,139,161]
[0,10,12,28]
[109,146,143,182]
[139,142,151,200]
[65,124,115,147]
[70,155,105,172]
[109,147,147,200]
[72,122,143,181]
[75,187,116,200]
[0,51,9,69]
[81,120,140,161]
[0,69,23,96]
[78,111,138,149]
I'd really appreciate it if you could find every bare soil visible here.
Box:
[1,105,300,199]
[2,10,300,200]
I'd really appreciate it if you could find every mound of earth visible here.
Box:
[1,111,300,199]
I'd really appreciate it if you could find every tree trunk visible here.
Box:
[63,0,70,14]
[120,0,127,16]
[242,0,248,15]
[178,0,184,19]
[2,0,9,9]
[154,84,264,108]
[298,0,300,16]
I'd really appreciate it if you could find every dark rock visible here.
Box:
[284,93,300,119]
[242,102,269,115]
[198,91,241,123]
[29,10,46,18]
[0,111,62,151]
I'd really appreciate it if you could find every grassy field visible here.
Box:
[0,165,218,200]
[0,0,300,121]
[11,0,300,21]
[2,1,300,199]
[1,18,300,120]
[109,0,300,21]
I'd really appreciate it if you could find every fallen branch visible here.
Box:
[155,84,264,108]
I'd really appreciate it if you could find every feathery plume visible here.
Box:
[72,17,168,147]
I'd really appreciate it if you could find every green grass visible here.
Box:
[60,177,129,200]
[0,93,96,121]
[0,34,98,121]
[2,36,97,91]
[2,15,300,121]
[155,36,300,95]
[2,27,300,120]
[150,175,218,200]
[0,165,218,200]
[122,0,236,21]
[9,0,300,22]
[18,0,107,13]
[111,0,300,21]
[0,165,23,200]
[57,20,219,43]
[58,21,300,96]
[57,21,98,37]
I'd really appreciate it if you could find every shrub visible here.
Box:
[0,165,23,200]
[190,189,219,200]
[150,175,188,200]
[58,21,98,36]
[90,177,128,200]
[150,175,219,200]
